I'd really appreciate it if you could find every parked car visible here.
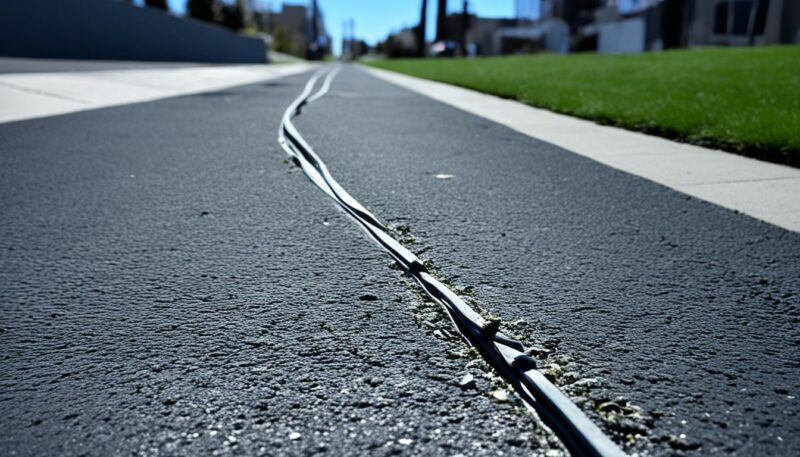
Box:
[430,40,458,57]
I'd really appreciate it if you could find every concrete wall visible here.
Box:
[0,0,266,63]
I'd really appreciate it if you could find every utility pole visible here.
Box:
[350,19,356,58]
[307,0,320,60]
[436,0,447,42]
[237,0,252,29]
[460,0,469,56]
[342,18,355,60]
[416,0,428,57]
[342,20,349,60]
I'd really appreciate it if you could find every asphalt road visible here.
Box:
[1,65,798,456]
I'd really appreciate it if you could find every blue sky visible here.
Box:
[140,1,520,55]
[318,0,518,54]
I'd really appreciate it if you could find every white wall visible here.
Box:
[598,18,645,54]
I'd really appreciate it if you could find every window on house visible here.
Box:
[732,1,753,34]
[714,2,729,34]
[753,0,770,35]
[714,0,770,36]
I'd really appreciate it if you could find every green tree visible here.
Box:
[220,3,244,31]
[271,25,293,54]
[187,0,216,23]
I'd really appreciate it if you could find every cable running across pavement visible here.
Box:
[277,65,626,457]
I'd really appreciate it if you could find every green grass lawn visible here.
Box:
[367,46,800,167]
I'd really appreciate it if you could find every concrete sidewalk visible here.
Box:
[0,62,314,124]
[364,66,800,233]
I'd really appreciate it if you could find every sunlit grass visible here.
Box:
[367,46,800,166]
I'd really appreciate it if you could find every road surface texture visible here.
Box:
[1,64,798,456]
[293,67,800,455]
[0,71,544,456]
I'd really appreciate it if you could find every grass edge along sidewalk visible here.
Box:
[367,46,800,168]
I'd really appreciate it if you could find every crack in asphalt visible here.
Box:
[277,65,625,457]
[383,221,658,454]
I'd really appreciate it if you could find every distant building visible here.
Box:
[263,4,307,57]
[261,2,330,59]
[683,0,800,46]
[492,19,571,54]
[593,2,664,53]
[381,0,798,59]
[466,0,600,55]
[587,0,799,53]
[377,26,418,58]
